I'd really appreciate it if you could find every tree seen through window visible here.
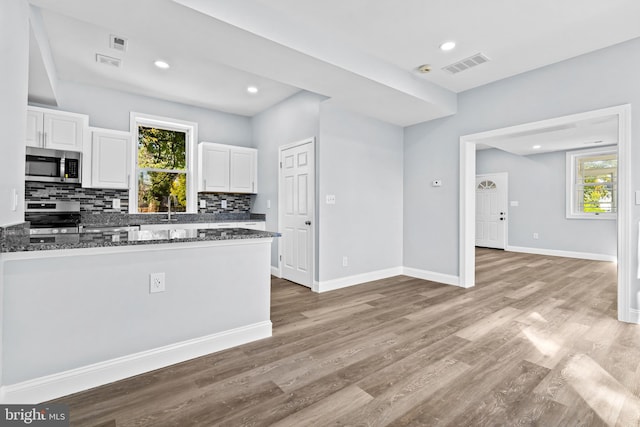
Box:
[137,126,188,213]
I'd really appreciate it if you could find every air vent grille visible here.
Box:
[442,53,490,75]
[110,34,128,52]
[96,54,121,68]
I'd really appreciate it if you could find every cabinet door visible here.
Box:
[91,130,130,189]
[26,110,43,147]
[43,113,85,151]
[199,144,230,192]
[229,148,257,193]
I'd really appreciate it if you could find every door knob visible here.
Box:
[305,221,311,225]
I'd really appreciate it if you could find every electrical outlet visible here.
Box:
[267,200,271,209]
[199,199,206,208]
[112,198,121,209]
[326,195,336,205]
[221,200,228,209]
[342,256,348,267]
[533,233,539,240]
[149,272,166,293]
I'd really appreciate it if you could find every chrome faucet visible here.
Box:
[167,194,177,221]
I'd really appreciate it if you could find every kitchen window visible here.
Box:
[129,113,198,214]
[566,147,617,219]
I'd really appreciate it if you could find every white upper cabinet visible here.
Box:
[199,143,230,192]
[198,143,257,194]
[26,106,88,152]
[86,128,131,189]
[230,147,257,193]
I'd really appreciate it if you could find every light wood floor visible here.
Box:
[53,248,640,426]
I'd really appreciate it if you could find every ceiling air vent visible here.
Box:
[110,34,128,52]
[442,53,490,75]
[96,53,122,68]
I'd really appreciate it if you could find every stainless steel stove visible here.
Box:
[26,201,81,243]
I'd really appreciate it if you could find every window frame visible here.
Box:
[129,112,198,214]
[565,146,617,220]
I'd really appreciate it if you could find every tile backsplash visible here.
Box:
[25,182,253,214]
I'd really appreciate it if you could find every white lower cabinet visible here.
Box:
[83,128,131,189]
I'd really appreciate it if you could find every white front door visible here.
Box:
[279,140,314,287]
[476,173,508,249]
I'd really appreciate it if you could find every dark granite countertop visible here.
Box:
[2,226,279,253]
[79,212,266,226]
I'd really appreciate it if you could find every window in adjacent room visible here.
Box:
[566,147,617,219]
[130,113,197,214]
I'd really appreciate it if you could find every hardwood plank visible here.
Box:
[47,248,639,427]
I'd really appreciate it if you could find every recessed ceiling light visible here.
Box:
[532,145,542,149]
[154,60,170,69]
[440,41,456,51]
[247,86,259,94]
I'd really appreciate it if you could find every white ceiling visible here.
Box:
[28,0,640,126]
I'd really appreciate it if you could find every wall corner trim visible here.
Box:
[0,321,272,404]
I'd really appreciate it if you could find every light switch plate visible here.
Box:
[326,195,336,205]
[199,199,206,208]
[112,199,121,209]
[221,200,228,209]
[510,201,519,207]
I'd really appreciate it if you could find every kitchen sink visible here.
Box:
[127,228,200,241]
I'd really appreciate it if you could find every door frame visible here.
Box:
[475,172,508,250]
[277,137,316,286]
[459,104,633,323]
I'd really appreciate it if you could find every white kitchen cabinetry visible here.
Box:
[198,143,230,192]
[85,128,131,189]
[198,142,257,194]
[26,106,88,152]
[230,147,257,193]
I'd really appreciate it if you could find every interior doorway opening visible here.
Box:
[460,105,633,323]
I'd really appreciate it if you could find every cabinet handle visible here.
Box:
[203,179,206,190]
[38,131,43,147]
[43,132,47,147]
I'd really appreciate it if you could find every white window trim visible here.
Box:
[565,146,617,220]
[129,112,198,214]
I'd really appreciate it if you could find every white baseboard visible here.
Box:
[0,321,272,404]
[270,265,281,277]
[506,246,616,262]
[624,309,640,324]
[402,267,462,287]
[313,267,403,293]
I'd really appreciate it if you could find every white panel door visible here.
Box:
[280,141,314,287]
[476,173,507,249]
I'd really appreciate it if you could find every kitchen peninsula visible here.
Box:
[0,224,278,404]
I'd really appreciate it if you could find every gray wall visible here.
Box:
[0,0,28,227]
[3,242,271,384]
[318,103,403,281]
[404,37,640,307]
[251,91,326,270]
[476,148,616,256]
[37,80,253,146]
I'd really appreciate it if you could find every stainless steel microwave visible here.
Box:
[25,147,81,184]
